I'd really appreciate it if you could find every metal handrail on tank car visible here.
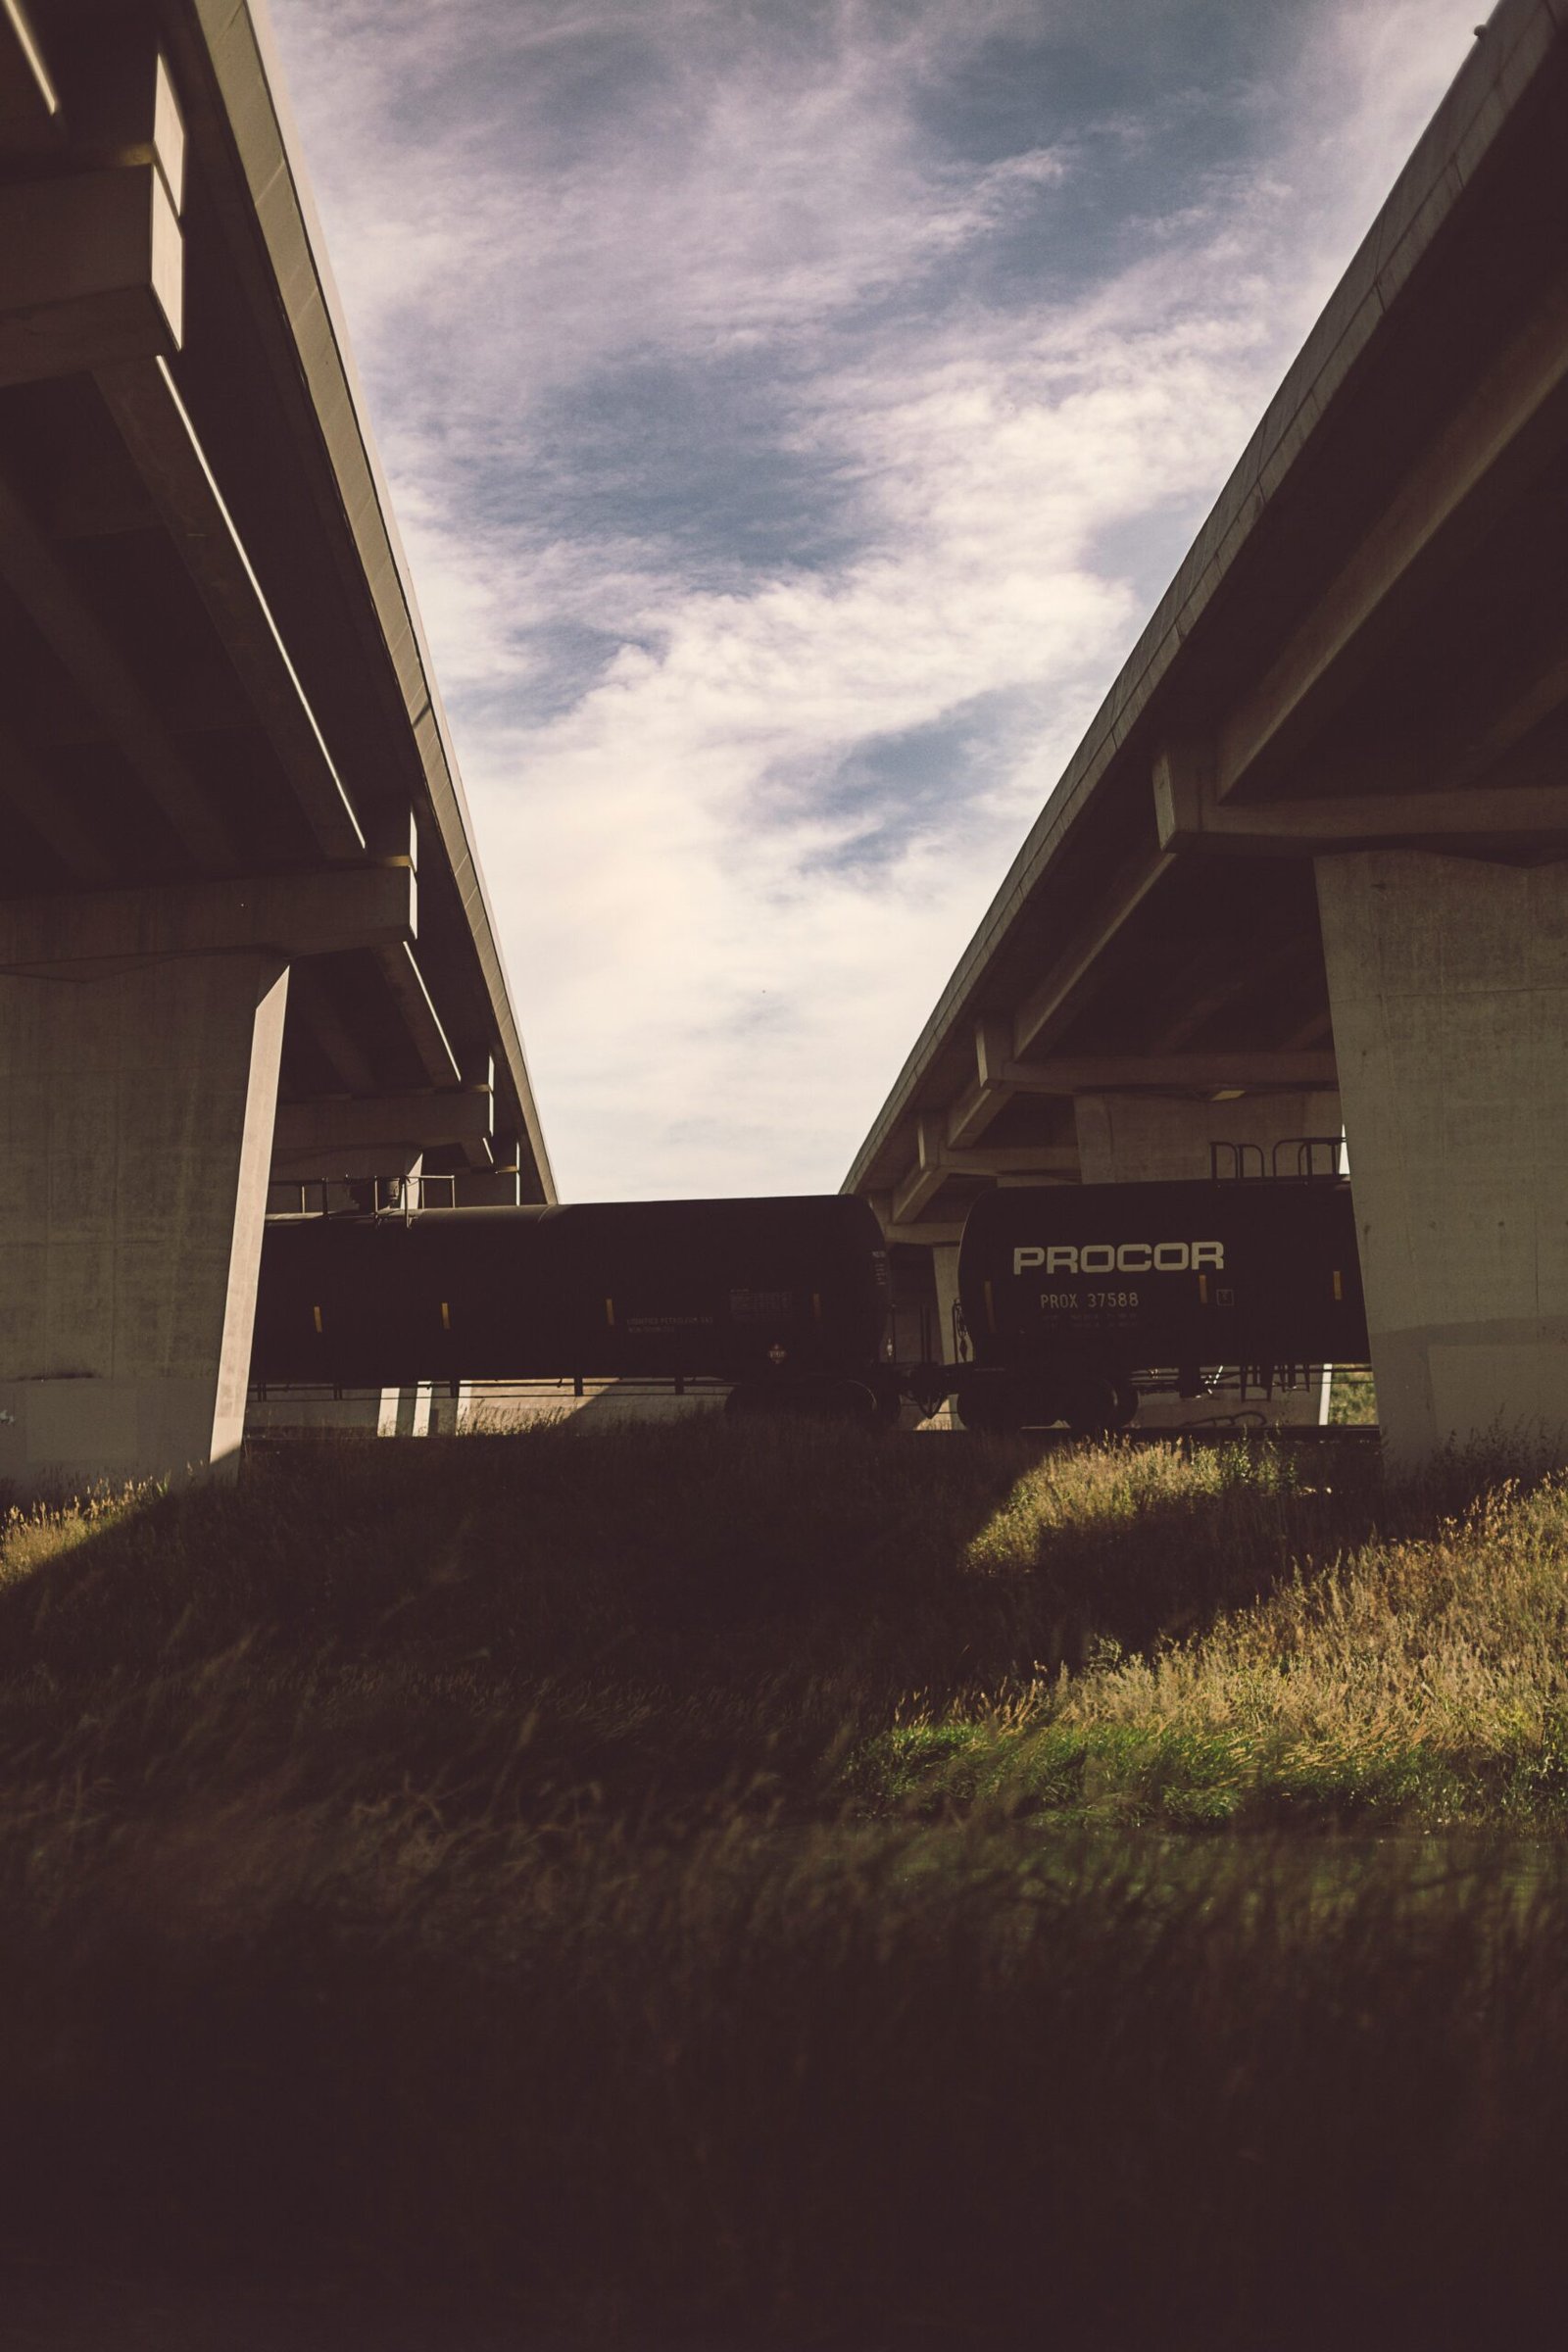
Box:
[266,1172,465,1222]
[1207,1135,1346,1183]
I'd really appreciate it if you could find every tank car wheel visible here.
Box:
[955,1375,1010,1434]
[1059,1373,1123,1438]
[808,1377,880,1425]
[955,1373,1054,1434]
[1111,1375,1140,1429]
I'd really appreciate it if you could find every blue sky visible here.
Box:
[270,0,1483,1200]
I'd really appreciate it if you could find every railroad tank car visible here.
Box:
[251,1195,893,1412]
[955,1177,1367,1433]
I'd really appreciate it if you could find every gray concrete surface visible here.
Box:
[244,1378,730,1443]
[1318,849,1568,1465]
[0,951,286,1491]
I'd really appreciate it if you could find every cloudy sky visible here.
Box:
[269,0,1482,1201]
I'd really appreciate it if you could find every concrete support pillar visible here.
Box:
[1316,850,1568,1468]
[377,1384,432,1438]
[1075,1088,1344,1428]
[426,1383,472,1435]
[0,951,287,1492]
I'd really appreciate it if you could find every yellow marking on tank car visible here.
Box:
[312,1304,323,1333]
[1199,1274,1208,1306]
[811,1292,822,1322]
[1332,1269,1343,1300]
[983,1279,997,1334]
[605,1296,615,1327]
[440,1300,451,1331]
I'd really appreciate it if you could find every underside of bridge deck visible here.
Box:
[0,0,552,1489]
[850,0,1568,1458]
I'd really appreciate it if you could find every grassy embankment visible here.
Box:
[1329,1363,1379,1423]
[4,1420,1568,2345]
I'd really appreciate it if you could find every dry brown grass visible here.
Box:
[0,1421,1563,2346]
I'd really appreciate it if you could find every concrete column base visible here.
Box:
[245,1391,385,1441]
[0,951,287,1495]
[1317,850,1568,1469]
[244,1385,440,1442]
[377,1384,432,1438]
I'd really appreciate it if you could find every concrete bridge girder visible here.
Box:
[851,0,1568,1462]
[0,0,552,1488]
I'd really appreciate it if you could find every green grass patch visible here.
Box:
[3,1420,1568,2342]
[1330,1363,1379,1422]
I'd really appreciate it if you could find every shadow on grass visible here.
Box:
[0,1419,1399,1823]
[0,1425,1563,2344]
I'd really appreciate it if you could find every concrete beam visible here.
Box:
[0,862,414,978]
[376,941,463,1087]
[1442,640,1568,792]
[0,0,60,146]
[67,41,186,213]
[891,1114,1078,1226]
[973,1016,1016,1091]
[0,164,181,385]
[891,1116,954,1226]
[864,1192,969,1248]
[157,0,554,1204]
[270,1149,421,1187]
[947,1077,1002,1152]
[95,357,366,862]
[0,464,234,868]
[997,1050,1340,1093]
[944,1017,1016,1149]
[939,1141,1080,1179]
[285,962,379,1097]
[453,1150,523,1206]
[1150,928,1313,1055]
[1012,852,1175,1058]
[0,716,112,882]
[48,466,160,543]
[27,670,235,742]
[368,807,419,869]
[271,1087,493,1158]
[1211,265,1568,807]
[1156,743,1568,857]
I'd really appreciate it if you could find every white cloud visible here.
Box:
[270,0,1486,1199]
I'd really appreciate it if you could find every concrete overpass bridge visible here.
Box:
[0,0,553,1490]
[849,0,1568,1462]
